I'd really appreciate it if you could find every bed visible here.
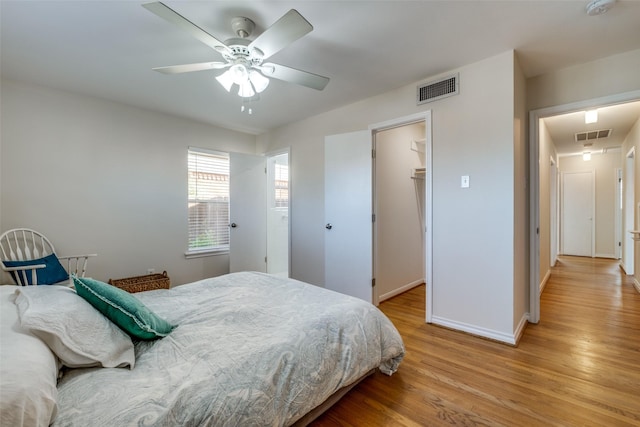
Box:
[0,271,405,426]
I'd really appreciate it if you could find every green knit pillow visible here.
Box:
[73,276,175,340]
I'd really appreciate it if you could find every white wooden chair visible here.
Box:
[0,228,97,286]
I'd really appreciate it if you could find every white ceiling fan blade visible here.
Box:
[152,62,230,74]
[249,9,313,60]
[261,63,329,91]
[142,2,232,56]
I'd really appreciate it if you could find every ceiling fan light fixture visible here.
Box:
[229,64,249,85]
[586,0,616,15]
[238,80,256,98]
[215,70,234,92]
[249,70,270,93]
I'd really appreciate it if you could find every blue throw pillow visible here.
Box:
[3,253,69,285]
[72,276,175,340]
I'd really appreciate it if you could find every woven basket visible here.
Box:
[108,271,170,293]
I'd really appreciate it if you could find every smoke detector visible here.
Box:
[586,0,616,16]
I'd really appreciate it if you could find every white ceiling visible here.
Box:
[2,1,640,137]
[543,101,640,157]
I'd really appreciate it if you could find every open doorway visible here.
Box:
[266,150,290,277]
[370,111,433,322]
[229,150,290,276]
[530,91,640,323]
[373,122,426,304]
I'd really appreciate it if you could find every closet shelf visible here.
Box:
[411,168,426,180]
[411,139,426,153]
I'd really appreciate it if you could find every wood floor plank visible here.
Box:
[310,256,640,426]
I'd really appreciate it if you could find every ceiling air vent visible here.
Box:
[417,73,459,105]
[575,129,612,142]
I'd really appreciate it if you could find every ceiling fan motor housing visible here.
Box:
[231,16,255,38]
[221,38,265,67]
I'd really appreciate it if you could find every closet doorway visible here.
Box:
[374,122,426,304]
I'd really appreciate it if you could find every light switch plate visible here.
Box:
[461,175,470,188]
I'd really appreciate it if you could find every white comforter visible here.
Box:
[53,272,405,426]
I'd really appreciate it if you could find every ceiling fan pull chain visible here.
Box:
[240,98,253,115]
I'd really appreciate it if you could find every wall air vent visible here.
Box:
[417,73,459,105]
[575,129,612,142]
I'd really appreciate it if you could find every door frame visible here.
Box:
[622,146,636,274]
[529,89,640,324]
[549,157,558,267]
[615,168,623,260]
[369,110,433,323]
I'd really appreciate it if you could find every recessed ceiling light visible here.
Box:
[586,0,616,16]
[585,110,598,124]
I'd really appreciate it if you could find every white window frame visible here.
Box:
[185,147,230,258]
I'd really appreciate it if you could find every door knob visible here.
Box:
[325,223,332,230]
[230,223,237,228]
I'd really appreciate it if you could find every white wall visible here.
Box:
[538,121,558,290]
[558,152,622,258]
[621,117,640,289]
[0,79,3,231]
[1,79,257,285]
[259,50,524,342]
[375,123,425,300]
[527,49,640,111]
[513,54,528,337]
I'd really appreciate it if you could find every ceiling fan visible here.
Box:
[142,2,330,99]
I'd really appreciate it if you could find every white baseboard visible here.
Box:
[378,278,423,302]
[431,316,518,345]
[620,262,633,275]
[513,313,529,345]
[595,253,618,259]
[540,269,551,295]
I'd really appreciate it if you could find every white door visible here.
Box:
[229,153,267,272]
[561,171,594,257]
[324,130,373,303]
[266,151,290,277]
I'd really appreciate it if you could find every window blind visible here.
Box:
[187,149,229,252]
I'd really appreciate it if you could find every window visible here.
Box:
[273,159,289,209]
[187,148,229,255]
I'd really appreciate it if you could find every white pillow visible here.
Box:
[14,286,135,369]
[0,285,58,427]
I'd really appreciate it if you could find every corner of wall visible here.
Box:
[514,48,529,332]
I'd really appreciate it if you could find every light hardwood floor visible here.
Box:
[311,256,640,426]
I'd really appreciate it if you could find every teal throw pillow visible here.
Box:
[72,276,175,340]
[3,253,69,285]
